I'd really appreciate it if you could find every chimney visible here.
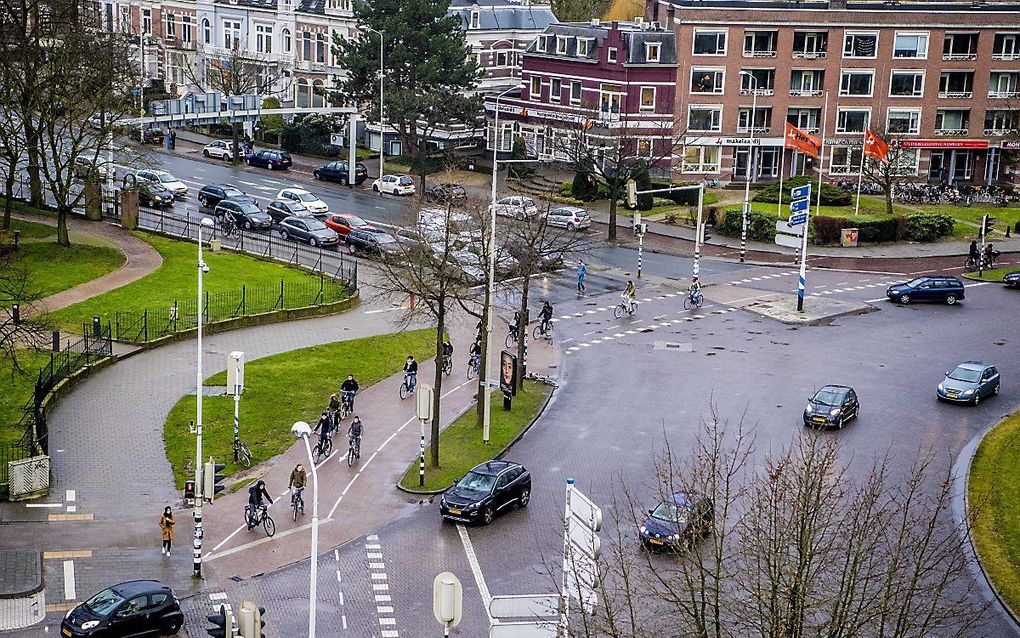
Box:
[591,18,600,26]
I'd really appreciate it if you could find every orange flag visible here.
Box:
[864,129,890,163]
[784,122,821,158]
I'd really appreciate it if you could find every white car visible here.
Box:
[136,169,187,197]
[491,196,538,219]
[275,188,328,214]
[373,174,416,196]
[202,140,237,161]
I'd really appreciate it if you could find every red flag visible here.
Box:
[784,122,821,158]
[864,129,890,163]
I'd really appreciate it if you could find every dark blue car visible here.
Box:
[937,361,1000,405]
[886,275,965,305]
[639,492,713,551]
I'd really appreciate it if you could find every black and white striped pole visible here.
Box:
[416,384,433,486]
[633,212,645,279]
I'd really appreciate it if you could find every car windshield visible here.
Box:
[376,234,397,244]
[812,388,845,406]
[158,174,178,184]
[905,278,929,287]
[398,176,414,186]
[222,187,244,198]
[456,471,495,493]
[84,587,126,616]
[305,219,328,231]
[347,217,367,227]
[295,193,318,202]
[948,367,982,383]
[651,501,691,525]
[288,202,308,212]
[238,204,261,215]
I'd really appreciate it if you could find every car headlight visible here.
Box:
[65,608,73,618]
[964,389,975,395]
[670,534,680,541]
[805,403,813,413]
[639,526,647,534]
[937,383,944,391]
[829,408,840,416]
[82,620,100,630]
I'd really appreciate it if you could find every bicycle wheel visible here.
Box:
[466,361,477,380]
[263,515,276,537]
[347,444,355,467]
[238,443,252,468]
[243,506,255,528]
[683,296,693,310]
[613,304,624,319]
[505,333,515,349]
[340,402,351,420]
[292,497,299,522]
[694,295,704,308]
[532,324,542,340]
[399,382,409,400]
[442,357,452,376]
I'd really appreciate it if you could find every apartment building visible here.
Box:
[484,20,679,172]
[647,0,1020,185]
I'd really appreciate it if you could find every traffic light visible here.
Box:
[206,604,233,638]
[626,179,637,208]
[632,212,642,235]
[982,214,996,237]
[204,459,226,501]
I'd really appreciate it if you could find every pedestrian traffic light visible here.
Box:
[632,212,642,235]
[237,600,266,638]
[982,215,996,236]
[203,459,226,501]
[206,604,233,638]
[626,179,637,209]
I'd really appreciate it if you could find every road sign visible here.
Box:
[564,481,601,615]
[490,621,558,637]
[566,551,599,613]
[789,198,809,213]
[775,233,804,249]
[489,595,560,620]
[330,132,344,146]
[789,213,808,226]
[567,488,602,532]
[792,184,811,200]
[775,220,806,237]
[568,518,601,559]
[433,572,463,629]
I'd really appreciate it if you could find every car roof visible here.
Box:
[556,206,585,213]
[281,188,310,194]
[470,460,521,476]
[955,361,991,370]
[665,492,697,507]
[817,384,852,393]
[111,580,170,597]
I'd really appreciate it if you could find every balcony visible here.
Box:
[791,50,826,59]
[789,88,823,97]
[739,88,775,97]
[934,128,968,136]
[992,52,1020,60]
[984,128,1017,136]
[938,90,972,99]
[743,49,777,58]
[736,126,771,134]
[942,52,976,61]
[989,90,1020,99]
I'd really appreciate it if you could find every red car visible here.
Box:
[324,213,376,239]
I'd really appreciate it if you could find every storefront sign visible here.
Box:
[684,136,783,147]
[899,139,989,149]
[1001,140,1020,150]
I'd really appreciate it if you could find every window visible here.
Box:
[296,78,309,108]
[551,78,561,102]
[282,28,292,53]
[202,18,210,44]
[530,76,541,98]
[312,80,325,107]
[894,32,928,58]
[496,51,509,67]
[223,20,241,50]
[636,139,653,158]
[830,147,863,175]
[645,42,660,62]
[639,87,655,112]
[888,108,921,134]
[993,33,1020,60]
[165,13,175,38]
[792,31,827,58]
[843,31,878,58]
[935,109,969,134]
[181,16,191,43]
[693,30,726,55]
[740,68,775,94]
[789,69,823,95]
[938,71,973,97]
[743,30,777,57]
[682,146,721,173]
[470,9,479,29]
[607,47,617,63]
[599,83,622,116]
[142,8,151,35]
[556,36,567,54]
[689,105,722,132]
[302,31,312,60]
[985,109,1020,134]
[839,70,874,97]
[836,108,870,133]
[943,33,978,59]
[738,106,772,132]
[787,107,820,132]
[989,72,1020,97]
[888,149,919,176]
[691,68,724,94]
[577,38,590,57]
[570,81,581,104]
[256,24,273,54]
[316,33,326,63]
[889,70,924,97]
[536,36,546,53]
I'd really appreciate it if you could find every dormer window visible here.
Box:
[607,47,618,63]
[645,42,660,62]
[577,38,590,57]
[556,36,567,54]
[536,36,547,52]
[470,9,479,29]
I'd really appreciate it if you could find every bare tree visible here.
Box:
[0,253,52,375]
[861,121,923,214]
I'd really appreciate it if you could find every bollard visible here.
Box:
[13,229,20,248]
[11,304,19,325]
[52,330,60,352]
[92,316,101,337]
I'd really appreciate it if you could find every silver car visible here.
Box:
[545,206,590,231]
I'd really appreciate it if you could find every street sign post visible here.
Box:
[433,572,463,636]
[489,595,560,620]
[789,213,808,226]
[417,384,434,486]
[563,478,601,627]
[774,233,804,249]
[792,184,812,311]
[791,184,811,200]
[789,198,809,213]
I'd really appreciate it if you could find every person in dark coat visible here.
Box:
[159,506,175,557]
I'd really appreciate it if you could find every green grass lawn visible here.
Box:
[969,411,1020,612]
[399,385,551,492]
[13,242,125,297]
[726,198,911,220]
[925,203,1020,236]
[964,268,1018,280]
[5,217,56,239]
[0,350,53,447]
[45,233,325,332]
[163,329,435,487]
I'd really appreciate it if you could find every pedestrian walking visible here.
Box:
[159,506,175,557]
[576,259,587,295]
[169,129,176,150]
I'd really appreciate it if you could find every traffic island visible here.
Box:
[704,285,876,326]
[0,550,45,631]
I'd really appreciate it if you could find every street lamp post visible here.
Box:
[738,71,759,264]
[193,216,214,579]
[291,421,319,638]
[364,27,385,187]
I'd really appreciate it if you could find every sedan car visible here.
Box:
[639,492,714,551]
[545,206,591,231]
[202,139,238,161]
[346,229,403,259]
[425,183,468,204]
[1004,271,1020,288]
[214,198,273,230]
[73,156,115,181]
[886,275,965,305]
[937,361,1000,405]
[440,460,531,525]
[245,149,292,170]
[803,385,860,428]
[137,181,175,208]
[324,213,375,239]
[372,174,416,196]
[450,250,488,285]
[276,187,328,214]
[60,580,184,637]
[314,160,368,185]
[136,169,187,198]
[491,196,538,219]
[266,199,313,224]
[278,215,339,247]
[197,184,252,209]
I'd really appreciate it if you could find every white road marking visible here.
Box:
[205,518,332,562]
[65,490,75,502]
[63,560,76,600]
[24,502,62,508]
[457,524,493,625]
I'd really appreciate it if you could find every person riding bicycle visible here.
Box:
[443,340,454,364]
[347,416,363,460]
[508,312,520,342]
[539,301,553,334]
[288,464,306,514]
[969,240,980,262]
[623,280,637,314]
[984,242,1000,265]
[340,374,359,411]
[315,409,335,441]
[403,356,418,392]
[688,276,703,302]
[246,480,273,529]
[220,214,235,236]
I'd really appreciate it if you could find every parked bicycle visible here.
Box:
[232,437,252,467]
[467,352,481,380]
[525,371,559,387]
[243,504,276,537]
[683,290,704,310]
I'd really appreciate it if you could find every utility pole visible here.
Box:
[739,71,759,264]
[193,218,213,578]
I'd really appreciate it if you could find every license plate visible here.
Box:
[947,393,958,399]
[448,508,461,515]
[812,417,826,423]
[649,539,663,545]
[62,629,72,637]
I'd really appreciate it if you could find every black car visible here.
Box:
[1004,271,1020,288]
[346,229,403,259]
[886,275,965,305]
[61,580,184,637]
[803,385,860,428]
[639,492,714,551]
[245,149,292,170]
[440,460,531,525]
[214,198,273,230]
[197,184,252,209]
[137,182,175,208]
[138,129,164,145]
[314,160,368,185]
[278,215,339,247]
[266,199,312,224]
[425,183,468,205]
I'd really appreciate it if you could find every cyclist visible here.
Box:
[469,338,482,372]
[220,214,235,236]
[538,301,553,335]
[347,416,363,460]
[403,355,418,392]
[443,340,454,367]
[315,409,335,442]
[246,480,273,529]
[969,240,980,265]
[984,242,1000,266]
[508,313,520,343]
[688,276,703,303]
[288,464,306,515]
[622,280,637,314]
[340,374,359,411]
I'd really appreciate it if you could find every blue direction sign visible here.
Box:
[791,184,811,200]
[790,198,809,213]
[789,213,808,226]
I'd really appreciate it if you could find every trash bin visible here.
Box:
[841,228,859,247]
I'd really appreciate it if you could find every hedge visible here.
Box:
[648,181,702,206]
[753,176,851,207]
[716,210,953,244]
[905,213,955,242]
[719,209,777,242]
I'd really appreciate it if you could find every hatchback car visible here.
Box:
[803,385,860,428]
[314,160,368,185]
[545,206,591,231]
[937,361,1000,404]
[639,492,714,551]
[138,128,164,145]
[197,184,252,209]
[245,149,292,170]
[346,229,403,259]
[276,188,328,214]
[73,156,115,181]
[372,174,416,196]
[440,460,531,525]
[202,139,238,161]
[1004,271,1020,288]
[325,213,375,239]
[60,580,184,637]
[136,170,187,198]
[266,199,312,224]
[278,216,339,247]
[214,199,272,230]
[137,181,175,208]
[886,276,965,305]
[491,196,539,219]
[425,183,468,204]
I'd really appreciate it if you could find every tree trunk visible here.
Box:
[607,187,619,241]
[24,128,43,208]
[56,208,70,246]
[430,302,446,468]
[516,271,531,391]
[884,179,894,215]
[3,167,15,230]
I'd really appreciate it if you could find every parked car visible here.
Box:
[266,199,313,224]
[276,187,328,214]
[450,250,488,285]
[214,198,273,230]
[278,215,339,247]
[314,160,368,185]
[639,492,714,551]
[937,361,1000,405]
[135,170,187,198]
[424,183,468,204]
[417,208,482,246]
[440,460,531,525]
[803,385,860,428]
[245,149,292,170]
[1004,271,1020,288]
[346,229,403,259]
[73,156,115,180]
[137,181,175,208]
[197,184,252,209]
[545,206,591,231]
[202,139,238,161]
[491,196,538,219]
[372,174,416,196]
[138,128,164,145]
[886,276,965,305]
[324,213,376,239]
[60,580,184,637]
